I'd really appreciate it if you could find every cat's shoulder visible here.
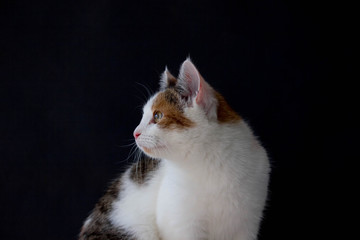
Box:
[129,155,161,185]
[79,175,132,239]
[79,156,161,239]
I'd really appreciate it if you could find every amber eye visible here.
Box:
[153,111,163,123]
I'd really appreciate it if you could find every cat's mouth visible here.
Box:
[135,134,167,156]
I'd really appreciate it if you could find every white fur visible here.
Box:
[110,167,163,240]
[155,119,269,240]
[110,59,270,240]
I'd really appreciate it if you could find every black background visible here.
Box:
[0,0,356,239]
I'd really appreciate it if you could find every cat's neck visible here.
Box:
[164,121,248,172]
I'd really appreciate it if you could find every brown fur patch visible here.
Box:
[130,155,160,185]
[166,71,177,88]
[215,91,242,123]
[152,89,195,129]
[96,178,122,214]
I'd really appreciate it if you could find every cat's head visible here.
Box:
[133,58,240,159]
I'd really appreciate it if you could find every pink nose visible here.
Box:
[134,132,141,139]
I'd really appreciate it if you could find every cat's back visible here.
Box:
[79,176,134,240]
[79,155,163,240]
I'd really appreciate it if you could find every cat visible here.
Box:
[79,58,270,240]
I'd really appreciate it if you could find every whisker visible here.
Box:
[133,94,148,105]
[134,82,154,105]
[120,144,140,164]
[119,142,137,148]
[135,103,144,111]
[135,82,154,99]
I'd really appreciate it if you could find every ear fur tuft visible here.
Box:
[160,67,177,90]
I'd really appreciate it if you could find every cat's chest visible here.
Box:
[160,162,236,211]
[156,171,207,239]
[156,161,238,240]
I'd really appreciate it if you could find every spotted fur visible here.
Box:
[79,155,162,240]
[151,89,194,130]
[79,178,135,240]
[130,155,160,185]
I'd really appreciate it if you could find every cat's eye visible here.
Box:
[153,111,163,123]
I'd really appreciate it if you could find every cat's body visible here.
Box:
[79,59,270,240]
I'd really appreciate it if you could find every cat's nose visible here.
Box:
[134,131,141,139]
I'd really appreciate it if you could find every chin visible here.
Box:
[138,146,165,159]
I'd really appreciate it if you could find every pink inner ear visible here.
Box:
[180,60,210,106]
[179,59,217,119]
[195,76,212,108]
[179,59,201,98]
[196,75,217,120]
[186,73,199,97]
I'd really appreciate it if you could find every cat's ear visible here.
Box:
[178,58,217,120]
[160,67,177,90]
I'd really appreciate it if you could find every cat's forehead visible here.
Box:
[144,89,180,112]
[143,89,194,129]
[152,89,182,111]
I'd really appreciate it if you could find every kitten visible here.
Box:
[79,59,270,240]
